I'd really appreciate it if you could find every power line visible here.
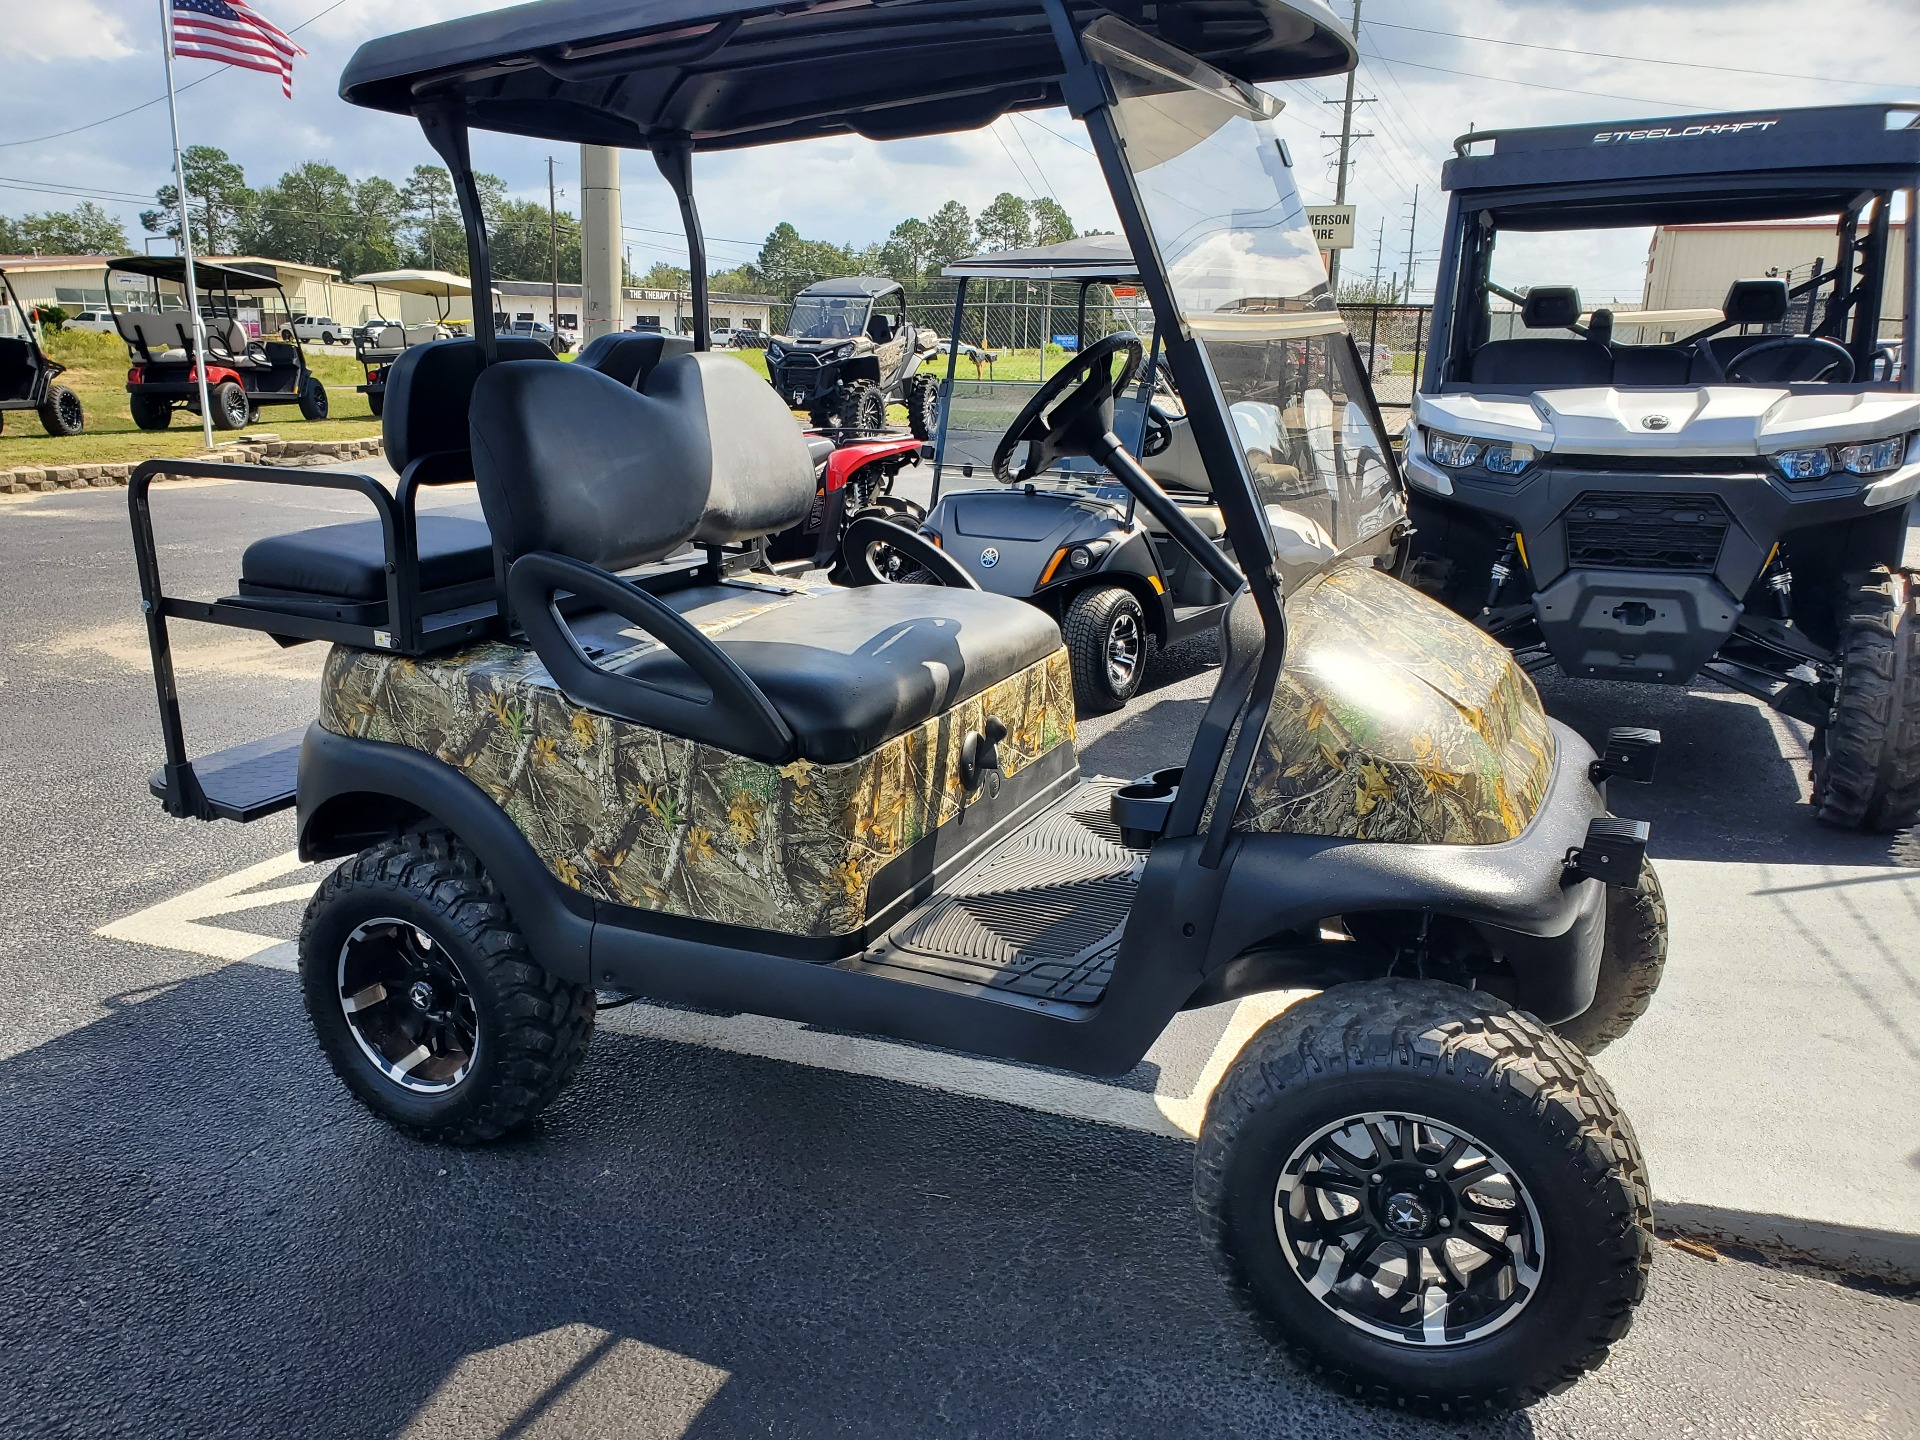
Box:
[1365,49,1715,113]
[0,0,349,150]
[1367,20,1910,90]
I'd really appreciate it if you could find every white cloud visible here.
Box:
[11,2,134,62]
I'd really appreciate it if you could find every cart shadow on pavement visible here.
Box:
[0,964,1549,1440]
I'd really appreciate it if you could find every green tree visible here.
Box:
[877,216,933,283]
[338,176,405,277]
[0,202,130,255]
[487,194,581,283]
[1030,197,1075,247]
[400,164,464,272]
[974,192,1031,251]
[708,265,764,294]
[243,161,359,268]
[925,201,974,267]
[140,145,252,254]
[753,222,854,300]
[638,261,690,289]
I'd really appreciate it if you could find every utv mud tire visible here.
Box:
[1552,861,1666,1055]
[1196,979,1652,1416]
[208,380,250,431]
[130,393,172,431]
[367,391,384,419]
[904,373,939,440]
[1063,585,1147,713]
[1812,568,1920,832]
[842,379,887,436]
[297,373,329,421]
[299,829,595,1145]
[38,384,85,436]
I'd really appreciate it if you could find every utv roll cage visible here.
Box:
[1428,103,1920,393]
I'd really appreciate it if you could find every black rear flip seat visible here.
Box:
[230,333,692,626]
[473,354,1061,763]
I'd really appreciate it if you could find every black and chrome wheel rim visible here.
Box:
[336,918,479,1094]
[1274,1112,1544,1347]
[1106,611,1142,690]
[221,390,249,426]
[55,391,83,429]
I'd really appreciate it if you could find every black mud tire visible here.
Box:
[298,829,595,1145]
[842,378,887,436]
[130,392,172,431]
[1812,567,1920,832]
[904,373,939,440]
[297,373,329,421]
[1063,585,1147,713]
[1195,979,1652,1416]
[806,397,837,428]
[1553,861,1667,1055]
[366,390,384,419]
[38,383,85,436]
[208,380,250,431]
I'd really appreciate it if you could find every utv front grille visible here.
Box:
[1563,491,1731,572]
[1553,454,1761,475]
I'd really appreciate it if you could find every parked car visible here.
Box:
[282,315,345,345]
[66,309,120,334]
[507,318,567,355]
[350,316,401,346]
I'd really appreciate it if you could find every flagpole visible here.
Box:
[159,0,217,450]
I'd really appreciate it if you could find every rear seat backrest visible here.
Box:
[1468,284,1610,386]
[573,330,694,389]
[379,335,559,472]
[469,351,816,572]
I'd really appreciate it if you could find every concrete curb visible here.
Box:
[1657,1202,1920,1284]
[1,435,385,494]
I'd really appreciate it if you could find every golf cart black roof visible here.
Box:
[945,232,1135,281]
[338,0,1355,151]
[1443,103,1920,230]
[105,255,284,291]
[798,276,900,299]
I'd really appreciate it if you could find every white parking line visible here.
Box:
[94,850,1299,1139]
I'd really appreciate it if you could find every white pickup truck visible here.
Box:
[281,315,346,345]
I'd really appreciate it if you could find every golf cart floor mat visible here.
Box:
[863,779,1139,1004]
[319,618,1076,938]
[1230,562,1556,845]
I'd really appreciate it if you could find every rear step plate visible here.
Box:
[861,779,1140,1005]
[149,727,304,822]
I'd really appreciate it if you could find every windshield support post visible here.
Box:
[1426,192,1466,390]
[1853,193,1890,376]
[1039,0,1287,859]
[930,276,968,502]
[651,137,709,349]
[416,103,498,364]
[1905,186,1919,391]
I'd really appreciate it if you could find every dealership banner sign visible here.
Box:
[1306,205,1355,250]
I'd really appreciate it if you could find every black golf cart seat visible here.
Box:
[227,333,692,632]
[0,336,35,402]
[464,353,1062,763]
[1467,286,1612,385]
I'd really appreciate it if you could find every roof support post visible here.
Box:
[416,102,498,364]
[651,137,708,348]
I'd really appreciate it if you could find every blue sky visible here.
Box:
[4,0,1915,300]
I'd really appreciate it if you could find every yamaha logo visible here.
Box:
[979,547,1000,568]
[1643,414,1670,430]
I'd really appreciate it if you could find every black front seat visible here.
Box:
[471,354,1062,763]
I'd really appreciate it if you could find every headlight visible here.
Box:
[1426,431,1483,468]
[1837,435,1907,476]
[1481,440,1536,476]
[1768,447,1834,480]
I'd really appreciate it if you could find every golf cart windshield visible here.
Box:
[1085,17,1397,546]
[787,295,871,341]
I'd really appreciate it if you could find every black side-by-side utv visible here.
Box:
[127,0,1673,1414]
[766,276,940,435]
[106,255,330,431]
[0,266,84,437]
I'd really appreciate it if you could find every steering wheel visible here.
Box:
[991,333,1143,484]
[1141,404,1173,458]
[1724,336,1855,384]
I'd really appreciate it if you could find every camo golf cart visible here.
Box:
[0,265,85,437]
[129,0,1671,1413]
[767,276,941,435]
[1404,104,1920,830]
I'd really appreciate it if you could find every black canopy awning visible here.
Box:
[339,0,1354,151]
[104,255,283,291]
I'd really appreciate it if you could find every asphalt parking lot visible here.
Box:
[2,468,1917,1438]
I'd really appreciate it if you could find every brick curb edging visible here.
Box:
[1,435,385,494]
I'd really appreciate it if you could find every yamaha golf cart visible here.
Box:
[1404,104,1920,831]
[349,269,494,416]
[766,276,941,435]
[0,265,84,436]
[107,255,330,431]
[914,234,1405,709]
[127,0,1672,1412]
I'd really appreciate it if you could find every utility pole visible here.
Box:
[1320,0,1371,293]
[547,156,560,335]
[1403,186,1420,302]
[1370,217,1386,297]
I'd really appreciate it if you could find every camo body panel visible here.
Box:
[319,635,1075,937]
[1233,562,1555,844]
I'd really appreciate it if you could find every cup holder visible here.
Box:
[1111,766,1183,848]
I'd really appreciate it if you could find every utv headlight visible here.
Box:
[1426,431,1483,469]
[1768,446,1833,481]
[1837,435,1908,476]
[1480,440,1536,476]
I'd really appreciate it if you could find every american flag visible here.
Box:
[170,0,306,98]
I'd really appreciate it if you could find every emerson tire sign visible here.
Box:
[1306,205,1355,251]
